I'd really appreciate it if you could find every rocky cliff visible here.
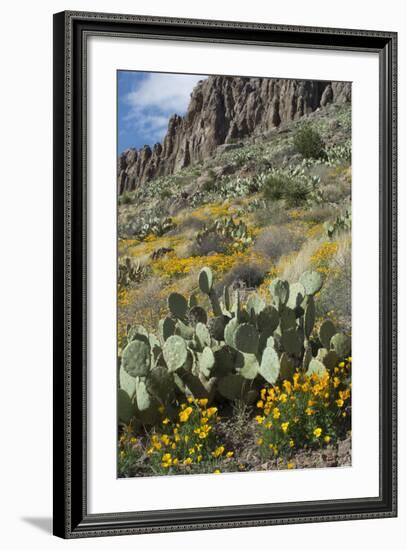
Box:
[118,76,351,194]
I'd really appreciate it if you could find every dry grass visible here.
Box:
[254,225,304,262]
[279,237,322,282]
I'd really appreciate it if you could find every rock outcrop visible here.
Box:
[118,76,351,194]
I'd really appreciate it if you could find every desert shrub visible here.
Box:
[172,215,206,234]
[254,201,291,228]
[316,237,351,331]
[129,277,166,329]
[221,261,267,289]
[263,175,286,202]
[320,181,350,204]
[293,124,326,160]
[189,232,229,256]
[254,226,304,262]
[302,205,336,224]
[263,172,317,208]
[119,192,133,205]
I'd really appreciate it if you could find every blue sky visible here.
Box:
[117,71,205,154]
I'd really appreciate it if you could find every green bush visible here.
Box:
[263,174,312,208]
[293,124,326,160]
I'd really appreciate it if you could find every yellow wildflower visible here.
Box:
[272,407,281,419]
[212,446,225,458]
[179,406,193,422]
[313,427,322,438]
[183,457,192,465]
[281,422,289,433]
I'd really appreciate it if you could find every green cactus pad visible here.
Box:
[158,316,176,341]
[259,345,280,384]
[175,320,195,340]
[188,306,208,326]
[199,267,213,294]
[330,333,351,358]
[299,270,323,296]
[280,307,297,332]
[306,358,327,377]
[270,278,289,309]
[198,346,215,378]
[280,352,295,380]
[302,345,313,370]
[257,305,280,333]
[208,315,227,341]
[223,285,231,311]
[195,322,211,348]
[127,324,149,345]
[223,318,238,347]
[218,374,247,400]
[234,323,259,354]
[122,339,151,377]
[322,350,339,371]
[281,328,303,356]
[135,377,152,411]
[119,365,138,400]
[316,347,328,362]
[319,320,337,349]
[188,293,198,308]
[246,294,266,316]
[163,335,188,372]
[118,389,135,424]
[168,292,188,318]
[231,289,241,320]
[179,371,210,399]
[287,282,306,309]
[146,366,174,403]
[235,352,259,379]
[212,345,236,376]
[304,296,316,338]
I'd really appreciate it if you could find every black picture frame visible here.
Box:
[53,10,397,539]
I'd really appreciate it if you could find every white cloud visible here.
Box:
[126,73,204,114]
[124,73,205,145]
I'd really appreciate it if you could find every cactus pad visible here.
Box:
[234,323,259,354]
[118,389,135,423]
[163,335,188,372]
[259,345,280,384]
[199,267,213,294]
[168,292,188,318]
[122,339,151,377]
[330,333,351,358]
[299,270,323,296]
[319,320,336,349]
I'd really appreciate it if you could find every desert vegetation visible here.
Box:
[117,100,352,477]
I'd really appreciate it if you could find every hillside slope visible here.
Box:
[118,76,351,193]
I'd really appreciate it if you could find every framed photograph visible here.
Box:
[53,11,397,538]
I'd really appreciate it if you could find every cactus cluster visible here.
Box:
[118,257,146,287]
[119,267,351,425]
[196,217,252,251]
[324,208,351,239]
[122,215,175,241]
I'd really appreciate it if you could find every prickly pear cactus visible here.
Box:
[118,265,345,426]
